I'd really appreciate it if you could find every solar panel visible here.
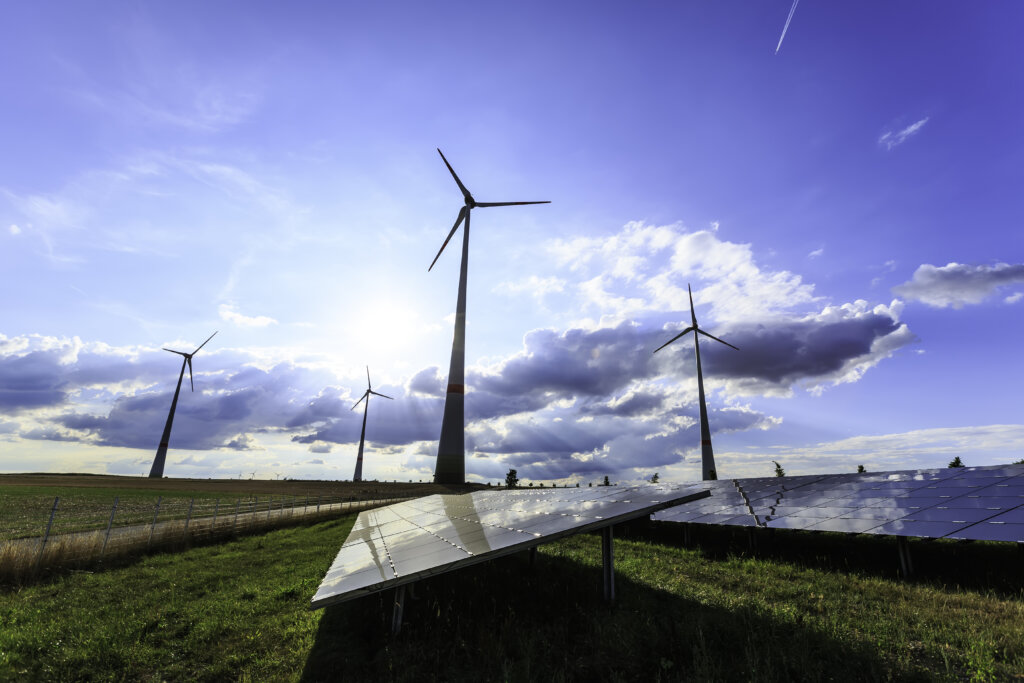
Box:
[652,464,1024,543]
[311,484,710,611]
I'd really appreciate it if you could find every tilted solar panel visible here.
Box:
[311,484,710,610]
[652,464,1024,543]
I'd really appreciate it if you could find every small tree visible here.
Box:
[603,475,611,486]
[1011,458,1024,465]
[575,482,580,487]
[505,469,519,488]
[650,473,660,484]
[773,461,785,477]
[948,456,965,468]
[856,464,866,473]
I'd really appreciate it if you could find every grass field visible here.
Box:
[0,474,473,541]
[1,508,1022,681]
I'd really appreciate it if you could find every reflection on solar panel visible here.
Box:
[653,464,1024,543]
[311,484,709,611]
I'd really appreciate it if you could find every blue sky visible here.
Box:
[2,1,1022,483]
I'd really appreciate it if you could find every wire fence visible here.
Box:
[0,493,407,583]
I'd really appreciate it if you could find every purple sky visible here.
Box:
[2,1,1022,483]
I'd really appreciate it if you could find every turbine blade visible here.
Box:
[193,331,218,354]
[697,328,739,351]
[351,392,368,411]
[370,390,393,400]
[163,348,189,357]
[475,201,551,207]
[187,357,194,391]
[653,326,695,353]
[437,148,472,202]
[366,365,371,389]
[688,283,697,327]
[428,206,466,271]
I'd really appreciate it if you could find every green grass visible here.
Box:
[1,516,1022,681]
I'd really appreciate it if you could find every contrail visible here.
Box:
[775,0,801,54]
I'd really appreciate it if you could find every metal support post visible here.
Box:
[35,496,60,571]
[897,536,914,578]
[682,522,692,548]
[232,499,241,533]
[601,525,615,603]
[183,498,195,538]
[212,499,220,531]
[391,584,407,635]
[316,494,321,513]
[529,546,537,567]
[147,496,162,548]
[101,496,119,556]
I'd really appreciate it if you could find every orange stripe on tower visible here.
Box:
[446,383,465,394]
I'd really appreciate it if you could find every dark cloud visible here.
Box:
[893,262,1024,308]
[0,350,71,411]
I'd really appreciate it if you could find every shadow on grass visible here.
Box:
[629,520,1024,599]
[300,545,909,683]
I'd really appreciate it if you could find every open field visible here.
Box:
[0,474,485,584]
[1,511,1022,681]
[0,473,479,541]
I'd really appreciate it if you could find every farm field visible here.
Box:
[0,474,475,540]
[1,509,1022,681]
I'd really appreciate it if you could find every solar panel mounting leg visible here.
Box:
[896,536,914,578]
[529,546,537,566]
[391,584,406,635]
[601,525,615,603]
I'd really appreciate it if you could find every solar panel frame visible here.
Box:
[652,464,1024,544]
[311,484,711,611]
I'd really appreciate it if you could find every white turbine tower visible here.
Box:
[350,367,393,482]
[149,331,217,478]
[429,149,549,484]
[654,285,738,481]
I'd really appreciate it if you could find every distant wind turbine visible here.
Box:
[351,366,393,483]
[429,149,550,484]
[775,0,801,54]
[148,331,217,478]
[654,285,738,481]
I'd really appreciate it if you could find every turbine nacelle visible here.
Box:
[429,148,550,272]
[162,331,217,391]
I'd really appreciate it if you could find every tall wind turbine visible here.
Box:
[654,285,737,481]
[351,366,393,482]
[148,331,217,478]
[429,148,550,484]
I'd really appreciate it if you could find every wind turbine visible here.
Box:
[351,366,393,482]
[148,331,217,478]
[654,285,738,481]
[429,148,550,484]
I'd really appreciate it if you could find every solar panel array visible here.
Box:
[311,484,709,610]
[653,464,1024,542]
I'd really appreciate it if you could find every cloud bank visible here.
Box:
[893,262,1024,308]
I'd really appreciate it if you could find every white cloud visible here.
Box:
[878,117,930,150]
[808,247,824,258]
[495,275,566,300]
[218,303,278,327]
[893,262,1024,308]
[547,221,818,326]
[9,224,20,235]
[750,424,1024,476]
[1005,292,1023,305]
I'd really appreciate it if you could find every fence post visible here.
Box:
[34,496,60,572]
[316,494,321,513]
[183,498,195,539]
[212,498,220,532]
[232,498,241,533]
[101,496,119,557]
[267,496,273,521]
[251,497,257,528]
[304,494,309,516]
[147,496,162,548]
